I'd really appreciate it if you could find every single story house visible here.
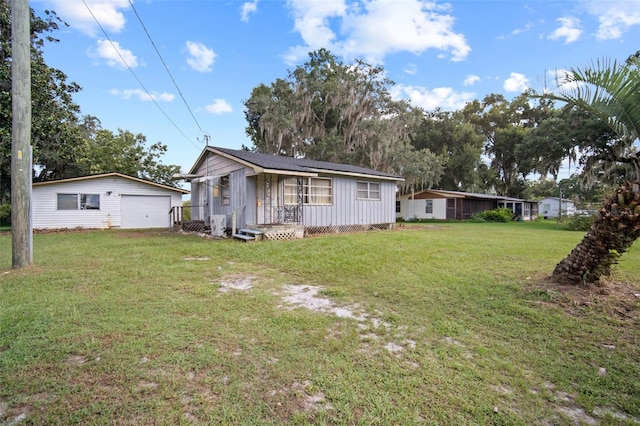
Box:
[32,173,189,230]
[538,196,577,219]
[397,189,539,221]
[186,146,403,238]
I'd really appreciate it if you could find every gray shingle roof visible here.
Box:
[212,146,402,180]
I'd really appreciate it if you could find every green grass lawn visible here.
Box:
[1,222,639,425]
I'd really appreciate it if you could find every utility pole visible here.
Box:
[11,0,32,268]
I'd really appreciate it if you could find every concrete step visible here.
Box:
[237,228,263,236]
[232,233,256,242]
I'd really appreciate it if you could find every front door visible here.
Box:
[446,198,456,219]
[262,174,304,225]
[280,177,303,224]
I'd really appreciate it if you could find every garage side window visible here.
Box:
[57,193,100,210]
[81,194,100,210]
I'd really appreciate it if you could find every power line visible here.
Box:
[127,0,209,142]
[81,0,202,150]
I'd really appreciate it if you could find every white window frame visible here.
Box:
[57,193,100,210]
[220,175,230,206]
[356,181,381,200]
[305,177,332,205]
[283,177,333,205]
[425,199,433,214]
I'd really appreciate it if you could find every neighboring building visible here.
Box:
[538,196,577,219]
[186,146,403,238]
[32,173,189,230]
[397,189,539,221]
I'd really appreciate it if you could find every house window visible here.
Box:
[305,177,332,205]
[81,194,100,210]
[425,200,433,214]
[284,177,332,205]
[57,193,100,210]
[396,200,401,213]
[220,176,230,206]
[356,181,381,200]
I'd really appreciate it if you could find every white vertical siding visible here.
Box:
[398,199,447,220]
[32,176,184,229]
[538,197,576,218]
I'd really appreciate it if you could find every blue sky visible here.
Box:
[30,0,640,177]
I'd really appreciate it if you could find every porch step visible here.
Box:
[232,228,264,242]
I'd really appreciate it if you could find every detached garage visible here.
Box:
[32,173,189,230]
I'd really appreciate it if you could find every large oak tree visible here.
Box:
[243,49,444,186]
[411,109,485,192]
[462,91,554,197]
[78,116,181,187]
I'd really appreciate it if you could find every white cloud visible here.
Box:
[284,0,470,65]
[186,41,216,72]
[241,0,259,22]
[583,0,640,40]
[403,63,418,75]
[285,0,346,62]
[110,88,175,102]
[463,74,480,86]
[48,0,130,37]
[503,72,529,92]
[205,99,233,114]
[548,16,582,44]
[512,22,534,36]
[91,39,138,69]
[391,84,475,111]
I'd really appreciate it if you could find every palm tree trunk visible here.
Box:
[552,180,640,284]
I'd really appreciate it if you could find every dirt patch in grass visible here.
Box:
[268,380,333,414]
[395,223,449,231]
[526,274,640,322]
[32,227,102,234]
[217,274,255,292]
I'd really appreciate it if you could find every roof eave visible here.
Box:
[307,168,403,182]
[32,172,190,194]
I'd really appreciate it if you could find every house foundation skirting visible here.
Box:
[248,223,395,240]
[304,223,394,237]
[248,224,305,241]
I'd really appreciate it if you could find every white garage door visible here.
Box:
[121,195,171,229]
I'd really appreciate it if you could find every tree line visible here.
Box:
[243,49,627,203]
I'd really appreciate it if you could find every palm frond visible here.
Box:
[550,59,640,143]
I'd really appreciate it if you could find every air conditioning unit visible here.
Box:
[210,215,227,237]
